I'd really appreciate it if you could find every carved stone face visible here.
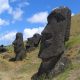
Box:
[39,26,55,58]
[13,32,24,53]
[26,33,41,48]
[38,7,71,59]
[15,33,23,41]
[13,33,23,46]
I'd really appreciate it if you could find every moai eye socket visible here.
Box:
[53,13,65,22]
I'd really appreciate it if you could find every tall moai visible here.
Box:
[32,6,71,80]
[12,32,26,61]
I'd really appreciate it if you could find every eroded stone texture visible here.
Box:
[32,55,71,80]
[53,6,71,41]
[12,32,26,61]
[49,54,71,77]
[32,6,71,80]
[26,33,41,51]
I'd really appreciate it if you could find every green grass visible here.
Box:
[65,35,80,49]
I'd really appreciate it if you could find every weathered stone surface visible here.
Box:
[49,54,71,77]
[0,45,7,53]
[32,55,71,80]
[10,32,26,61]
[32,6,71,80]
[53,6,71,42]
[26,33,41,51]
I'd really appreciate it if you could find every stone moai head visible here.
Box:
[38,7,71,59]
[13,32,23,46]
[0,45,7,53]
[13,32,24,53]
[53,6,71,41]
[32,33,41,47]
[16,33,23,40]
[26,33,41,50]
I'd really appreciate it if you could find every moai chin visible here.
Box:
[32,6,71,79]
[13,32,26,61]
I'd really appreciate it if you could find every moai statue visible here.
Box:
[0,45,7,53]
[32,33,41,47]
[32,7,71,80]
[12,32,26,61]
[26,33,41,51]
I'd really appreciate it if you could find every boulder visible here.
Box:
[0,45,7,53]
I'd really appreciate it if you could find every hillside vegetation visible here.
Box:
[0,14,80,80]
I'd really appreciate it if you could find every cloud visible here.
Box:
[10,0,30,8]
[0,0,24,22]
[23,27,44,40]
[0,18,9,26]
[0,0,27,23]
[10,0,16,2]
[18,2,30,8]
[0,31,17,41]
[27,11,48,24]
[10,8,24,22]
[0,26,44,45]
[0,31,17,45]
[71,13,75,16]
[0,0,11,14]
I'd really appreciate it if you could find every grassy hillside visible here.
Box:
[71,14,80,36]
[0,14,80,80]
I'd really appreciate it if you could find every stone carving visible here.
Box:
[12,32,26,61]
[0,45,7,53]
[26,33,41,51]
[32,6,71,80]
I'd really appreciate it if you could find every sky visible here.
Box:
[0,0,80,45]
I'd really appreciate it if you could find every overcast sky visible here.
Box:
[0,0,80,45]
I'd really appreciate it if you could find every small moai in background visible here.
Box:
[32,6,71,80]
[26,33,41,51]
[12,32,26,61]
[0,45,7,53]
